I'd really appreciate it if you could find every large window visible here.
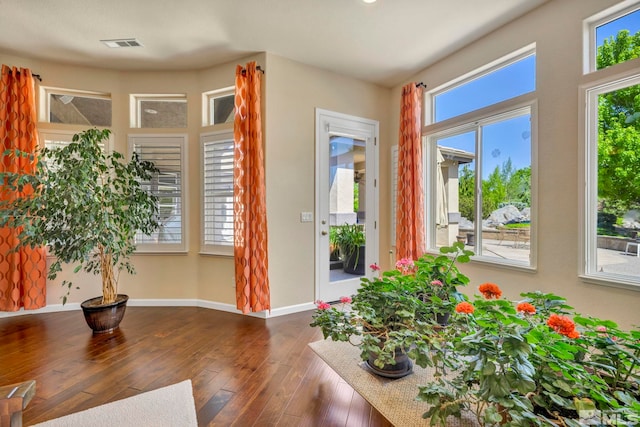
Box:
[128,135,187,252]
[201,131,234,255]
[582,5,640,287]
[424,47,536,268]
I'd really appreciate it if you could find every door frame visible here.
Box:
[315,108,379,302]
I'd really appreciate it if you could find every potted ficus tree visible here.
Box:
[0,128,159,333]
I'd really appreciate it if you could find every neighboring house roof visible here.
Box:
[438,146,474,165]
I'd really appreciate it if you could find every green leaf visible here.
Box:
[482,361,496,375]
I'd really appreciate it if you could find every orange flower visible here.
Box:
[455,302,475,314]
[566,329,580,339]
[547,314,579,339]
[516,302,536,315]
[478,283,502,299]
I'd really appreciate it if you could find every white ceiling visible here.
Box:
[1,0,548,87]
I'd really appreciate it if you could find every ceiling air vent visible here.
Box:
[100,38,144,48]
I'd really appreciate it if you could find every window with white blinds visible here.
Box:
[128,134,188,252]
[201,131,234,255]
[40,130,111,171]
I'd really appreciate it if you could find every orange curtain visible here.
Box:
[395,83,426,261]
[233,61,270,314]
[0,65,46,311]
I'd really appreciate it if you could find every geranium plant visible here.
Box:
[417,285,640,426]
[310,243,472,375]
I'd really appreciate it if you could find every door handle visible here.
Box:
[321,231,328,235]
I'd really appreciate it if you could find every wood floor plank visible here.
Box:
[0,307,399,426]
[198,389,235,427]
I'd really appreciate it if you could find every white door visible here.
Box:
[316,109,379,302]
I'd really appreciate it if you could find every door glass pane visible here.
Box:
[329,136,366,283]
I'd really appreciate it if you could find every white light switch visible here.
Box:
[300,212,314,222]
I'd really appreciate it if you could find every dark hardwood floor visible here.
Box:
[0,307,394,426]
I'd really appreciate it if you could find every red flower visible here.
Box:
[547,314,579,339]
[315,300,331,310]
[430,280,443,287]
[339,296,352,304]
[369,263,381,272]
[479,283,502,299]
[516,302,536,315]
[455,302,475,314]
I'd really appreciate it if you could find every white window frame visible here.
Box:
[426,44,535,126]
[423,100,537,270]
[128,134,188,253]
[129,94,188,128]
[200,130,234,256]
[580,70,640,290]
[583,0,640,74]
[202,87,235,127]
[422,47,537,269]
[39,87,112,126]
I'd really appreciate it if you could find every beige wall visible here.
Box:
[0,51,390,313]
[386,0,640,328]
[261,53,391,309]
[3,0,639,327]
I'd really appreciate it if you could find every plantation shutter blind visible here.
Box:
[129,135,186,252]
[201,132,234,254]
[41,132,110,172]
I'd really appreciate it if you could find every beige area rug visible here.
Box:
[31,379,197,427]
[309,340,479,427]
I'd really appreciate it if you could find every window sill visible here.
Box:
[579,273,640,292]
[467,255,537,273]
[425,249,536,273]
[199,251,233,258]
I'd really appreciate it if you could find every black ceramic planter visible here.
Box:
[366,349,413,379]
[80,294,129,334]
[344,246,366,275]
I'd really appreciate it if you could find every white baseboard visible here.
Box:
[0,299,315,319]
[0,303,81,318]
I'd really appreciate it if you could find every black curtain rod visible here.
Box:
[6,69,42,82]
[416,82,426,89]
[241,65,265,75]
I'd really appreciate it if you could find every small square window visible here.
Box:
[131,95,187,128]
[203,87,234,126]
[585,5,640,73]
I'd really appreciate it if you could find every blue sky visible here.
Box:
[435,8,640,179]
[597,9,640,45]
